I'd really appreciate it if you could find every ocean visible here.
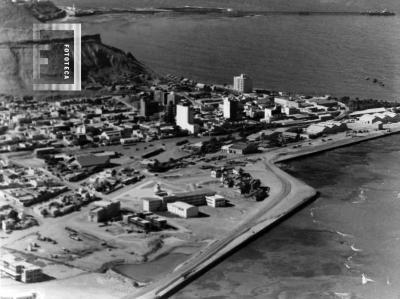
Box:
[50,1,400,297]
[54,0,400,101]
[172,134,400,299]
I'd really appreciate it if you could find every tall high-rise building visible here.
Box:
[140,98,159,117]
[153,90,168,106]
[233,74,253,93]
[163,92,181,123]
[176,103,199,134]
[223,97,239,120]
[167,91,180,106]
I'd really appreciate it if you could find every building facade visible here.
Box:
[142,198,163,212]
[167,201,198,218]
[88,200,120,222]
[233,74,253,93]
[0,254,42,283]
[205,194,227,207]
[223,97,239,120]
[162,189,216,207]
[175,103,199,134]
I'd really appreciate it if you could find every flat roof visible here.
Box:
[230,142,251,150]
[350,107,386,116]
[142,197,162,202]
[170,189,215,198]
[75,155,110,167]
[168,201,196,209]
[206,194,225,200]
[93,200,119,207]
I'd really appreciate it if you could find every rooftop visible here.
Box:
[169,189,215,198]
[230,142,252,150]
[350,107,387,117]
[75,155,110,168]
[168,201,196,209]
[93,200,119,207]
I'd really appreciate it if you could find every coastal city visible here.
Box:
[1,69,400,298]
[1,0,400,298]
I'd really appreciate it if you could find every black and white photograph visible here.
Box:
[0,0,400,298]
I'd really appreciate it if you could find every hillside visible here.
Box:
[0,1,155,94]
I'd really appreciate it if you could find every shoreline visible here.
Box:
[59,6,397,19]
[275,128,400,163]
[130,128,400,299]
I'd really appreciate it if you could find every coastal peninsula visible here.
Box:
[1,1,400,299]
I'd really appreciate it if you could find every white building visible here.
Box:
[0,254,42,283]
[175,104,199,134]
[100,130,121,141]
[349,107,387,118]
[282,106,299,116]
[346,111,400,131]
[143,198,163,212]
[223,97,239,120]
[75,125,86,135]
[274,96,301,109]
[358,112,400,125]
[167,201,198,218]
[205,194,226,207]
[306,121,347,136]
[233,74,253,93]
[264,106,282,123]
[0,292,38,299]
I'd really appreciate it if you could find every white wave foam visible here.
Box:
[362,273,375,284]
[351,244,363,252]
[337,231,354,238]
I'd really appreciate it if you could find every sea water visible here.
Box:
[54,0,400,100]
[172,134,400,298]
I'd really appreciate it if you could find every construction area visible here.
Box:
[0,152,272,290]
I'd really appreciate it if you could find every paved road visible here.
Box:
[130,155,295,299]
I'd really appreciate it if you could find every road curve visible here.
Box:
[128,153,316,299]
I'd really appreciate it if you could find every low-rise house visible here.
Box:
[167,201,198,218]
[306,121,347,137]
[205,194,227,207]
[143,197,163,212]
[211,168,222,178]
[73,155,110,169]
[88,200,120,222]
[349,107,387,118]
[162,189,216,207]
[0,254,42,283]
[221,142,258,155]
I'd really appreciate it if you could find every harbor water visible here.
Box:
[172,134,400,298]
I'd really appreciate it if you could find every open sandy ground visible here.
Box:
[2,129,398,299]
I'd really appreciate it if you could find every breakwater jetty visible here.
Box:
[129,127,400,299]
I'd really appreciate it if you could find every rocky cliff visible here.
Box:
[0,0,155,94]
